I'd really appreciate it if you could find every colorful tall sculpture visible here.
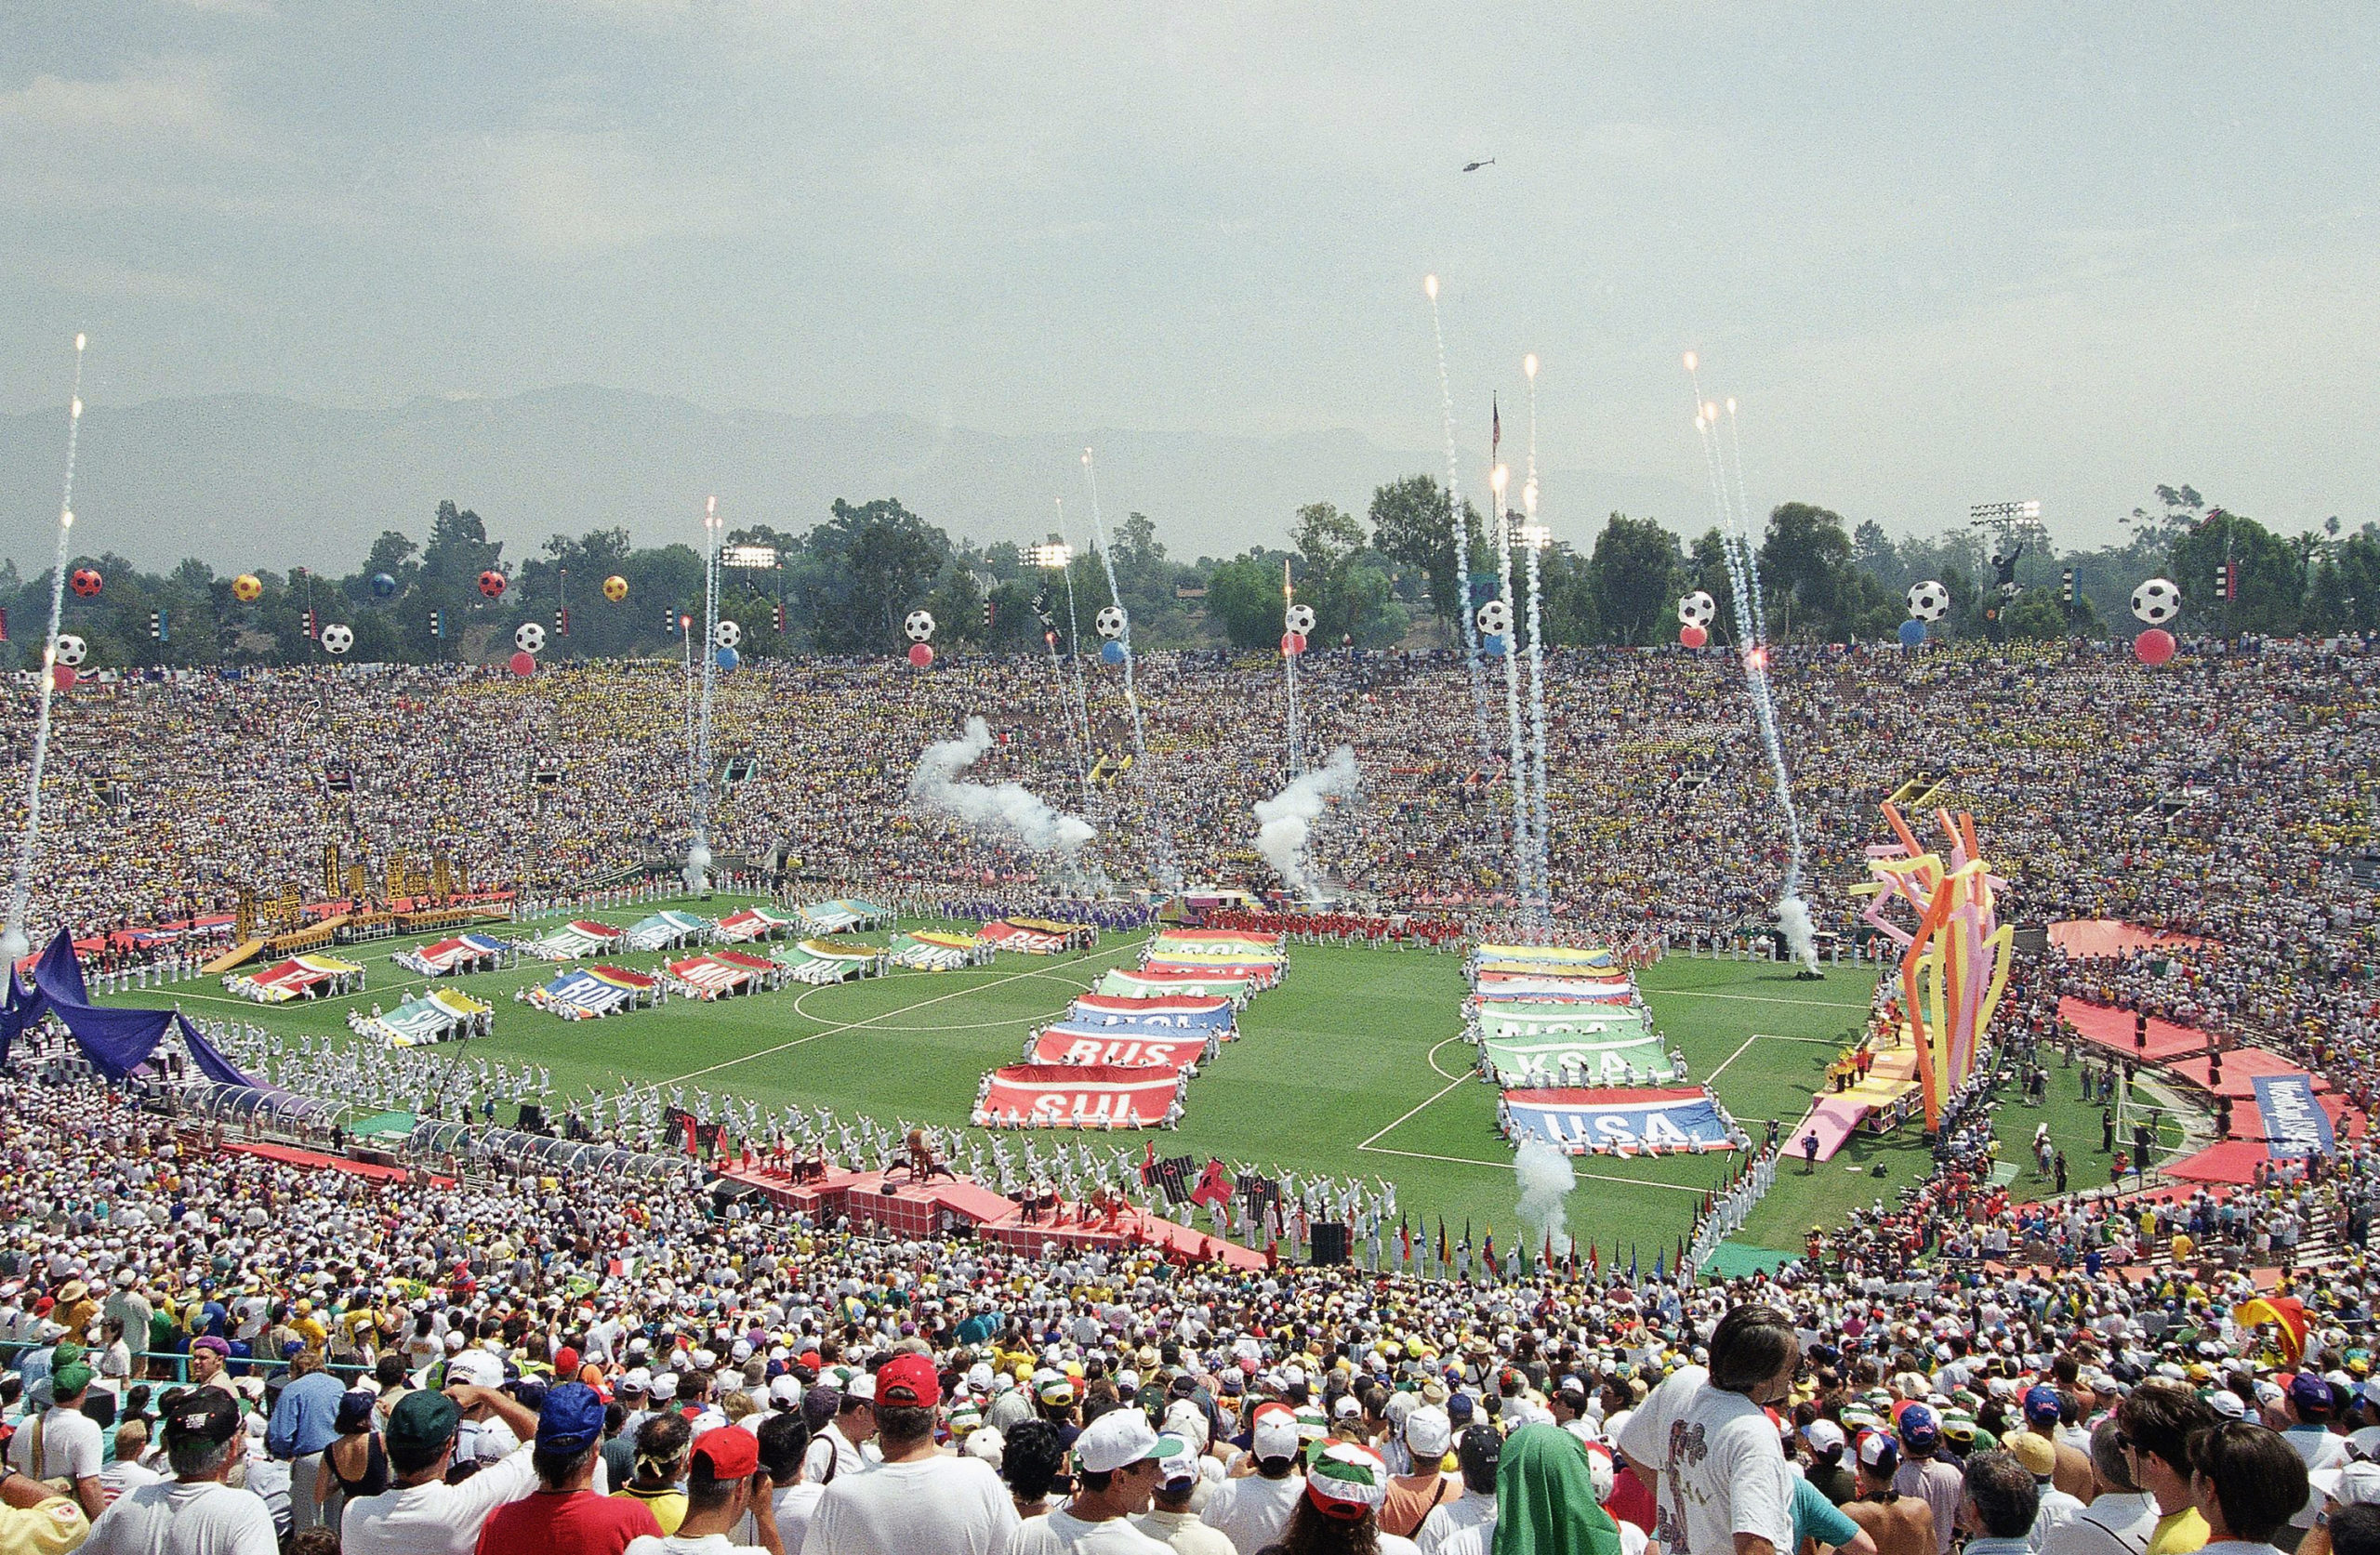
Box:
[1855,800,2014,1131]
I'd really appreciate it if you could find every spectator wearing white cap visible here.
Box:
[1004,1407,1170,1555]
[1200,1404,1304,1555]
[1134,1432,1233,1555]
[1381,1407,1457,1539]
[2299,1462,2380,1555]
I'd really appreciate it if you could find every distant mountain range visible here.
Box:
[0,383,1706,573]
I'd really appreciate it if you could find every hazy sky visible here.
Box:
[3,3,2373,547]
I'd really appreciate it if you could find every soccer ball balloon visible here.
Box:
[904,610,936,642]
[231,574,263,602]
[1907,580,1951,622]
[1285,602,1317,636]
[602,574,629,602]
[69,569,102,599]
[52,635,86,666]
[1094,605,1127,639]
[369,573,397,599]
[1676,590,1716,627]
[713,619,741,650]
[477,570,506,599]
[2132,577,2182,625]
[514,622,546,654]
[321,624,355,655]
[1476,600,1513,638]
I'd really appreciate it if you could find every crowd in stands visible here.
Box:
[0,1053,2378,1555]
[2,639,2379,1549]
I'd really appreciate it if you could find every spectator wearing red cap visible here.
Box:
[625,1426,781,1555]
[478,1383,660,1555]
[808,1353,1018,1555]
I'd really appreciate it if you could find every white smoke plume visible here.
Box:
[1514,1138,1576,1258]
[907,716,1095,854]
[1254,745,1359,899]
[1777,891,1820,974]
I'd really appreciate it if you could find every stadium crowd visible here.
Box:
[1,1053,2379,1555]
[2,639,2378,1550]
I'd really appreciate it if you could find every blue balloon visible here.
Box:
[1482,633,1509,657]
[1100,640,1126,665]
[715,645,740,672]
[1897,618,1927,649]
[369,573,397,599]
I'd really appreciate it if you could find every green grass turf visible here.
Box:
[112,897,2197,1266]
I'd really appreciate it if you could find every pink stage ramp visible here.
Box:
[2057,997,2209,1062]
[2163,1046,2328,1100]
[1783,1096,1871,1165]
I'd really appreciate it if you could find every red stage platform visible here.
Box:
[2162,1046,2329,1100]
[2058,997,2210,1062]
[715,1164,1266,1270]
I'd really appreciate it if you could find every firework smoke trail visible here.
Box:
[1686,359,1816,971]
[4,334,88,961]
[1081,449,1181,893]
[1489,467,1535,936]
[1051,498,1097,815]
[1424,275,1494,767]
[1722,401,1773,647]
[1521,356,1553,933]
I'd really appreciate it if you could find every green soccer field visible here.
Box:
[118,894,2187,1267]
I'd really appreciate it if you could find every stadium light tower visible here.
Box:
[1027,542,1074,571]
[687,495,721,894]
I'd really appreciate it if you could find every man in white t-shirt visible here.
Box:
[1615,1306,1798,1555]
[808,1354,1018,1555]
[81,1390,278,1555]
[7,1360,105,1522]
[1007,1408,1171,1555]
[341,1384,544,1555]
[1200,1404,1306,1555]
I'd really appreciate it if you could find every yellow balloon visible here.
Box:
[231,573,263,602]
[602,574,628,602]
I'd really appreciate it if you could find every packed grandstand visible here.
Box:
[0,639,2376,1555]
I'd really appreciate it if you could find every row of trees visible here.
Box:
[7,481,2365,668]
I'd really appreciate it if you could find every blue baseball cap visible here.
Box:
[536,1382,606,1455]
[2022,1386,2061,1425]
[1897,1403,1939,1450]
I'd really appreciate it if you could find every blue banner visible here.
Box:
[1501,1087,1739,1156]
[2252,1074,2335,1159]
[1066,1001,1234,1033]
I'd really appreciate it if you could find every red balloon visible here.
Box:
[1281,631,1307,657]
[2134,628,2175,666]
[907,642,934,668]
[509,651,536,678]
[49,665,76,691]
[479,570,507,599]
[68,569,102,599]
[1679,623,1709,648]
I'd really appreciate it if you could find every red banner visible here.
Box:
[972,1063,1182,1128]
[1025,1028,1206,1072]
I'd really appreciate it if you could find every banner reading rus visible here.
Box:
[2252,1074,2335,1159]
